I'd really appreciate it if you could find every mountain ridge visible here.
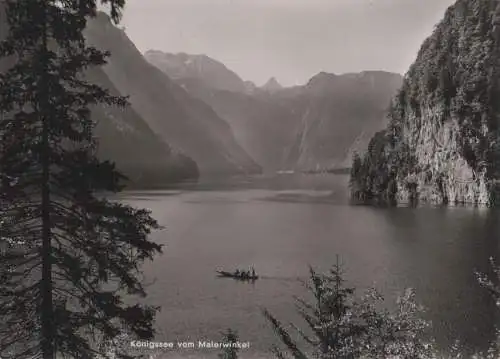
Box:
[85,13,261,176]
[145,50,403,173]
[261,77,283,93]
[144,50,249,94]
[0,4,199,188]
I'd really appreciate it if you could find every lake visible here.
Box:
[116,174,500,358]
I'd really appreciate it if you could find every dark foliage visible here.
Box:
[263,259,433,358]
[350,0,500,206]
[218,329,240,359]
[0,0,162,358]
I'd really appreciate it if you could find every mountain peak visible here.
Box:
[144,51,247,93]
[305,72,338,92]
[307,71,337,84]
[83,24,261,176]
[262,77,282,92]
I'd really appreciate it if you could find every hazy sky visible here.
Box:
[121,0,456,86]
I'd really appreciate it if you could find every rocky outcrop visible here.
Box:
[351,0,500,206]
[392,105,490,205]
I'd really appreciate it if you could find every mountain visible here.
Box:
[147,53,403,173]
[261,77,283,93]
[243,81,258,94]
[283,71,403,171]
[351,0,500,206]
[144,50,248,94]
[86,67,199,187]
[172,83,300,172]
[85,15,261,176]
[0,3,198,187]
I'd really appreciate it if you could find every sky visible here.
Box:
[120,0,456,87]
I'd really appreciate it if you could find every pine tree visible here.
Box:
[263,258,433,359]
[218,329,240,359]
[263,258,363,359]
[0,1,162,358]
[349,153,363,196]
[359,288,433,359]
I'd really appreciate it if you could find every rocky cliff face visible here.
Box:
[85,14,261,176]
[351,0,500,206]
[394,105,491,205]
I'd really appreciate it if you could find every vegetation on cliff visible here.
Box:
[349,127,419,205]
[351,0,500,206]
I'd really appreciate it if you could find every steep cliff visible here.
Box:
[0,3,199,187]
[85,14,261,176]
[86,67,199,187]
[351,0,500,206]
[159,79,297,172]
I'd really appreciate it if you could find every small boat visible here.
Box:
[216,270,259,281]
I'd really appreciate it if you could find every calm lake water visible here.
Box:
[117,175,500,358]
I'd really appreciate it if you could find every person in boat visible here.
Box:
[235,269,240,276]
[251,267,256,278]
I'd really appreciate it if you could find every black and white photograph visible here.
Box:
[2,0,500,358]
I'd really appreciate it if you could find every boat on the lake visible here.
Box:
[216,269,259,281]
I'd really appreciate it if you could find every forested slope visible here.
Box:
[351,0,500,206]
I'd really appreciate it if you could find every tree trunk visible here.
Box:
[40,1,54,358]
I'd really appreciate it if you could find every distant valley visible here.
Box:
[145,50,403,174]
